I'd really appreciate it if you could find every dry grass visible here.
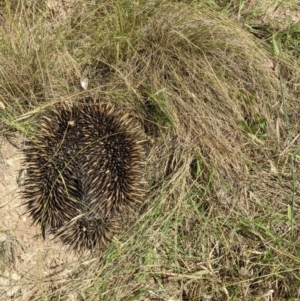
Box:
[0,0,300,300]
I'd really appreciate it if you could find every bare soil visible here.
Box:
[0,135,81,301]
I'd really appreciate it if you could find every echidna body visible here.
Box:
[23,103,144,250]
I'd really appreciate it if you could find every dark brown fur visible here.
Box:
[23,103,144,250]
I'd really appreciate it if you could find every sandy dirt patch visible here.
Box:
[0,135,84,301]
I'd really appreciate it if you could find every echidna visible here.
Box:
[23,102,145,250]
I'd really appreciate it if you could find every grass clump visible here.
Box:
[0,0,300,300]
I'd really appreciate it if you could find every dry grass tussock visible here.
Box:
[0,0,300,300]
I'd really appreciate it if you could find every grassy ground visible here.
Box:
[0,0,300,300]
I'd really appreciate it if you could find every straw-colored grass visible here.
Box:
[0,0,300,300]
